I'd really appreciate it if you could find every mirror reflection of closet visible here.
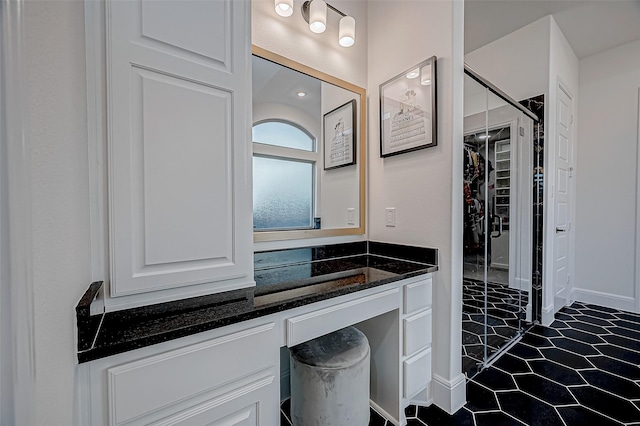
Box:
[251,46,366,242]
[462,69,538,378]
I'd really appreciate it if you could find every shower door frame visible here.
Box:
[463,64,541,376]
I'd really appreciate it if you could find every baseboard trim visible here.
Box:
[541,304,555,327]
[572,288,636,313]
[370,400,399,426]
[431,373,466,415]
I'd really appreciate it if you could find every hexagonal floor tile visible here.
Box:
[513,374,577,406]
[569,385,640,423]
[497,391,564,426]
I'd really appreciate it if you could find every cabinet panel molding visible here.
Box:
[403,309,432,357]
[107,323,275,425]
[104,0,252,298]
[403,278,432,315]
[403,348,432,399]
[149,375,274,426]
[138,0,230,70]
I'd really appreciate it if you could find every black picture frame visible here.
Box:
[379,56,437,157]
[323,99,357,170]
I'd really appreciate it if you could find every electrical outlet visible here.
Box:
[347,208,355,225]
[386,208,396,227]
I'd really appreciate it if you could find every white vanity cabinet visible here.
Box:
[80,273,435,426]
[401,277,433,404]
[85,320,279,426]
[87,0,254,308]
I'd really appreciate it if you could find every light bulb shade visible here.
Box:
[406,68,419,79]
[339,16,356,47]
[309,0,327,33]
[275,0,293,17]
[420,65,432,85]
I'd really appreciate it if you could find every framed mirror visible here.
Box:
[252,46,366,242]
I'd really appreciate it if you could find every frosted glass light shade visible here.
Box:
[406,68,419,79]
[309,0,327,33]
[275,0,293,17]
[339,16,356,47]
[420,65,432,85]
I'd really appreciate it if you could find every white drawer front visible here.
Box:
[403,348,432,399]
[403,278,432,315]
[108,322,276,425]
[286,288,399,347]
[403,309,432,357]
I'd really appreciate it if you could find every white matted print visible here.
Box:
[323,99,356,170]
[380,56,437,157]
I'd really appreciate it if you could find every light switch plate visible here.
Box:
[347,208,355,225]
[386,208,396,227]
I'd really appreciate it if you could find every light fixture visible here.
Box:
[339,16,355,47]
[420,65,432,85]
[297,92,306,97]
[300,0,356,47]
[274,0,294,17]
[309,0,327,33]
[406,68,419,79]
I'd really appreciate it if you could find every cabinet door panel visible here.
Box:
[108,323,275,425]
[107,0,251,296]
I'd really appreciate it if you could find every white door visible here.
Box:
[553,86,573,313]
[106,0,253,297]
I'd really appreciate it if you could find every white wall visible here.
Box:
[368,0,465,413]
[24,1,91,425]
[465,16,550,104]
[574,38,640,311]
[252,0,367,89]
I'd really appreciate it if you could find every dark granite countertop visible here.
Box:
[76,242,437,363]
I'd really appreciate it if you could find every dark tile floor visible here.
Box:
[281,302,640,425]
[410,301,640,425]
[462,279,528,377]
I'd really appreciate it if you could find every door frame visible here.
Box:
[635,88,640,313]
[0,0,36,424]
[542,78,576,325]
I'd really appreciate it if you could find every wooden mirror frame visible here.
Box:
[252,46,366,242]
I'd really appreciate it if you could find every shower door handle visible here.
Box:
[491,216,503,238]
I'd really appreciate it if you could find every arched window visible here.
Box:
[252,120,315,151]
[252,120,319,231]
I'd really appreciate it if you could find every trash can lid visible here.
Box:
[290,326,370,368]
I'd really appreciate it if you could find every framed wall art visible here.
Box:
[380,56,437,157]
[324,99,356,170]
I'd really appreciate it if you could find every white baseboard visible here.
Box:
[541,304,555,327]
[370,400,399,426]
[431,373,466,415]
[511,278,531,293]
[572,288,636,313]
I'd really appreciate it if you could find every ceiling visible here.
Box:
[252,56,321,120]
[465,0,640,58]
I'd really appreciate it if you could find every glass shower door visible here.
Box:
[462,71,533,377]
